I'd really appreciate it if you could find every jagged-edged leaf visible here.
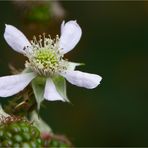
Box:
[67,61,85,71]
[52,75,69,102]
[31,76,46,110]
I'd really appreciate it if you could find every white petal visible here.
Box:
[60,20,65,34]
[0,72,36,97]
[4,24,31,54]
[59,20,82,54]
[44,78,65,101]
[61,70,102,89]
[67,61,84,71]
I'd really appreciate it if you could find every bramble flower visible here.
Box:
[0,20,102,108]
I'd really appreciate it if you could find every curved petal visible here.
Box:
[44,78,65,101]
[60,20,65,34]
[67,61,84,71]
[61,70,102,89]
[4,24,31,54]
[59,20,82,54]
[0,72,36,97]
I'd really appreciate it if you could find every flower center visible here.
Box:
[34,48,58,68]
[25,34,67,76]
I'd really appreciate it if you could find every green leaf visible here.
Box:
[31,76,46,110]
[52,75,69,102]
[67,62,85,71]
[30,111,52,133]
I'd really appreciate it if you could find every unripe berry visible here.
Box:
[0,116,43,147]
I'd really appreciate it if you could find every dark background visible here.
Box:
[0,1,148,147]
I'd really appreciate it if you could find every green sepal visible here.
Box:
[52,75,69,102]
[0,104,10,118]
[67,62,85,71]
[30,111,52,133]
[31,76,46,110]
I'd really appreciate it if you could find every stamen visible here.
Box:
[39,35,42,48]
[33,36,38,44]
[25,34,68,77]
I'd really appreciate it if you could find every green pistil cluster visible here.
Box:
[25,35,67,76]
[35,48,59,69]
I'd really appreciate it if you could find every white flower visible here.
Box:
[1,20,102,106]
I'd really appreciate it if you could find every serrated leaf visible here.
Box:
[52,75,69,102]
[67,62,85,71]
[31,76,46,110]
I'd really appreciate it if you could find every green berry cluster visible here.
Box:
[0,118,42,147]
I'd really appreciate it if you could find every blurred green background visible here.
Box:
[0,1,148,147]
